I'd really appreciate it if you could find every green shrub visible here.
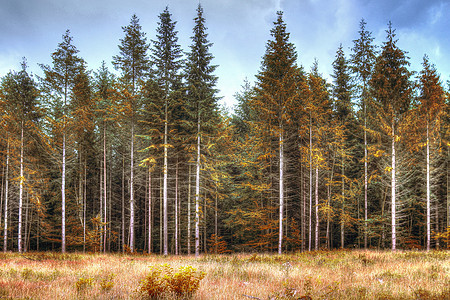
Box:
[140,264,205,299]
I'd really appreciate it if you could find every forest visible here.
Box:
[1,4,449,256]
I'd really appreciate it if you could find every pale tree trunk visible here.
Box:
[391,120,396,251]
[187,164,192,255]
[62,132,66,253]
[148,167,153,254]
[309,116,313,251]
[121,156,125,253]
[278,131,284,255]
[364,102,368,249]
[426,120,431,251]
[315,165,319,250]
[129,123,135,252]
[175,159,179,255]
[103,125,107,253]
[3,138,9,252]
[83,160,86,253]
[163,102,168,256]
[195,119,201,257]
[341,151,345,249]
[18,124,24,253]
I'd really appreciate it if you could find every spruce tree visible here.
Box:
[253,11,300,254]
[113,14,149,252]
[370,22,412,250]
[185,4,219,257]
[150,6,184,255]
[40,30,85,252]
[350,19,377,249]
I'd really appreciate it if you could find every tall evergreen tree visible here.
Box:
[185,4,219,257]
[40,30,85,252]
[253,11,300,254]
[370,22,412,250]
[113,14,149,252]
[417,55,446,250]
[350,19,377,249]
[150,6,184,256]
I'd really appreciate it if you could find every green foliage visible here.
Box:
[139,264,206,299]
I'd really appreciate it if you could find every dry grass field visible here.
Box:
[0,250,449,299]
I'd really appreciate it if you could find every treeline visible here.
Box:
[1,7,449,255]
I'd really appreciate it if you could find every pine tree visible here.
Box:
[40,30,85,253]
[185,4,219,257]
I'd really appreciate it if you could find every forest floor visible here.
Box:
[0,249,449,299]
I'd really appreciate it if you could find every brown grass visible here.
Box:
[0,250,449,299]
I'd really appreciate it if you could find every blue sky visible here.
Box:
[1,0,449,109]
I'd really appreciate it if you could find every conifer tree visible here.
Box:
[418,55,445,250]
[253,11,300,254]
[40,30,85,252]
[350,19,377,249]
[113,14,149,252]
[185,4,219,257]
[150,6,184,256]
[370,22,412,250]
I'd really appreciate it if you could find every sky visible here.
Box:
[1,0,449,110]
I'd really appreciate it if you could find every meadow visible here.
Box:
[0,250,449,299]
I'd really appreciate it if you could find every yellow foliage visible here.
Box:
[384,166,393,173]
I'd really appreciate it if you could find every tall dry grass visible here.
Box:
[0,250,449,299]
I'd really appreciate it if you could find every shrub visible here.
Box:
[75,277,94,292]
[140,264,205,299]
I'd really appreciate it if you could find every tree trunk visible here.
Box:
[278,131,284,255]
[175,158,179,255]
[62,132,66,253]
[195,119,201,257]
[391,120,396,251]
[364,101,368,249]
[148,167,152,254]
[121,156,125,253]
[129,123,135,252]
[426,119,431,251]
[103,125,107,253]
[309,116,313,251]
[315,165,319,250]
[3,138,9,252]
[187,164,192,255]
[18,124,24,253]
[163,103,168,256]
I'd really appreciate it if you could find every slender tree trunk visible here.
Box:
[121,156,125,253]
[364,101,368,249]
[315,165,319,250]
[426,120,431,251]
[309,116,313,251]
[24,192,29,252]
[163,102,168,256]
[187,164,192,255]
[175,158,179,255]
[18,125,24,253]
[278,131,284,255]
[148,167,152,254]
[83,160,86,253]
[62,132,66,253]
[391,120,396,251]
[129,123,135,252]
[195,119,201,257]
[341,150,345,249]
[103,125,107,253]
[3,138,9,252]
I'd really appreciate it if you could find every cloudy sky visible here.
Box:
[1,0,449,109]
